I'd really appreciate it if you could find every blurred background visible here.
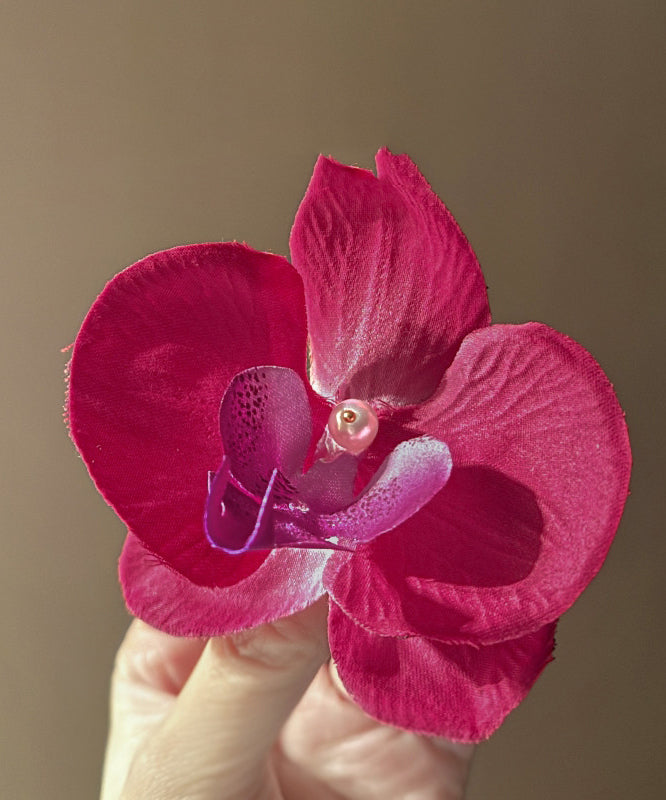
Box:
[1,2,664,798]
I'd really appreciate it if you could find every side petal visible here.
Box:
[289,148,490,406]
[219,366,313,496]
[329,602,556,742]
[314,436,452,542]
[327,323,631,645]
[69,243,308,587]
[119,533,331,637]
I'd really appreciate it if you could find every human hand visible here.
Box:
[101,598,474,799]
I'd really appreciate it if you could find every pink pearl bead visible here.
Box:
[327,399,379,455]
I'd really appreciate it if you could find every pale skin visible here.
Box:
[102,597,475,799]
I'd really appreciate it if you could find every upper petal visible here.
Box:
[68,243,308,587]
[327,323,631,644]
[289,148,490,406]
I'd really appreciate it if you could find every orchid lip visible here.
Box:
[204,365,452,555]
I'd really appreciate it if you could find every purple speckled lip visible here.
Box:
[204,365,452,554]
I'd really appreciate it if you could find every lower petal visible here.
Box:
[329,602,556,742]
[119,533,334,637]
[328,323,631,645]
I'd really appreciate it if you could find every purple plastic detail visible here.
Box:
[204,457,277,553]
[205,459,354,553]
[205,367,453,553]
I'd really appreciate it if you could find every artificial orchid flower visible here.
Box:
[67,148,631,742]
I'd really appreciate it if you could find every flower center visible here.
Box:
[327,399,379,455]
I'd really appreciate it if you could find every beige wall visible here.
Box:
[1,2,663,797]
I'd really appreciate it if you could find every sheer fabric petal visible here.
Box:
[314,437,452,542]
[119,533,331,637]
[327,323,631,645]
[289,148,490,406]
[329,602,556,742]
[68,243,308,587]
[219,366,313,496]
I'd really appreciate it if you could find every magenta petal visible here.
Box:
[289,148,490,405]
[69,243,308,587]
[219,366,313,495]
[329,602,556,742]
[327,323,631,645]
[315,436,452,542]
[119,533,333,637]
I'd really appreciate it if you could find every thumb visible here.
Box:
[121,596,330,800]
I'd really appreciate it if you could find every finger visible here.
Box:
[278,661,475,800]
[327,661,475,798]
[113,619,207,698]
[122,596,330,800]
[102,620,207,800]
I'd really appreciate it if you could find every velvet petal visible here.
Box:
[289,148,490,406]
[329,602,556,742]
[69,243,308,587]
[327,323,631,645]
[119,533,333,637]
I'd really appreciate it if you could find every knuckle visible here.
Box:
[112,633,153,687]
[210,617,326,675]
